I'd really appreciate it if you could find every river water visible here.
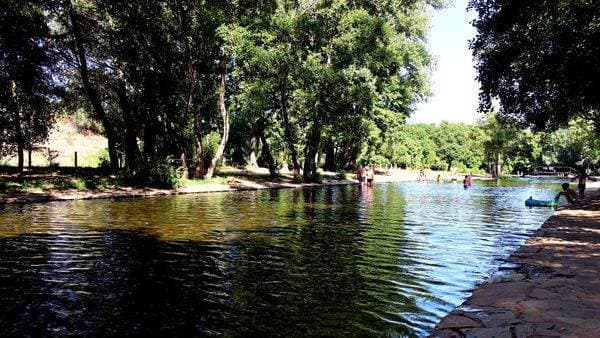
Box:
[0,179,560,336]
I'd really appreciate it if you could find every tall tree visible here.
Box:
[64,0,120,170]
[478,113,519,177]
[0,0,57,171]
[470,0,600,130]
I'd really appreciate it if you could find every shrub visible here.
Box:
[53,178,86,190]
[122,158,183,189]
[303,172,322,183]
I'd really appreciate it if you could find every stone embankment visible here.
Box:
[430,190,600,338]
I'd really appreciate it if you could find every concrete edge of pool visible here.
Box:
[429,188,600,338]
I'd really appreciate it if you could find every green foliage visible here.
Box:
[122,159,183,189]
[470,0,600,130]
[202,132,224,166]
[70,108,102,134]
[0,0,57,162]
[10,0,597,185]
[52,178,87,190]
[540,118,600,169]
[80,149,109,168]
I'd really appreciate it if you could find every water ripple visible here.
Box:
[0,179,557,336]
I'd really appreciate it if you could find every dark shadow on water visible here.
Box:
[0,182,557,337]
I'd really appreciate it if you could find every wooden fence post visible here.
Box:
[74,151,78,168]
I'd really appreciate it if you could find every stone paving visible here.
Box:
[430,192,600,338]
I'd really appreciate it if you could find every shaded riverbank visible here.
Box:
[0,168,488,205]
[430,187,600,338]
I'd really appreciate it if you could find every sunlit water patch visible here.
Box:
[0,179,559,336]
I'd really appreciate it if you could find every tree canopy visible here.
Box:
[469,0,600,130]
[2,0,598,186]
[1,0,447,184]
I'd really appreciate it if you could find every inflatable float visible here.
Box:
[525,197,558,207]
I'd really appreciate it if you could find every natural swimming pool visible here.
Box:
[0,179,560,336]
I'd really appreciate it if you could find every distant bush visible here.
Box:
[337,170,347,180]
[303,172,322,183]
[80,149,109,168]
[122,158,183,189]
[367,154,391,167]
[201,132,222,166]
[53,178,86,190]
[72,108,102,134]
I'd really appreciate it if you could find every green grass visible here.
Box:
[0,175,119,194]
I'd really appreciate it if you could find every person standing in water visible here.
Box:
[356,166,366,185]
[366,166,375,187]
[571,168,597,197]
[417,169,427,182]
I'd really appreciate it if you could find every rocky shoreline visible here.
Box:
[430,190,600,338]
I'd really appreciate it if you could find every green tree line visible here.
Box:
[367,115,600,177]
[1,0,446,185]
[2,0,598,187]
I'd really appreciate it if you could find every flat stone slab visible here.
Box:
[436,315,481,330]
[429,191,600,337]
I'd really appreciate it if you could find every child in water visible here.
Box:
[555,183,578,204]
[571,168,597,197]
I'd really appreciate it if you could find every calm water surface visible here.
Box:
[0,179,561,336]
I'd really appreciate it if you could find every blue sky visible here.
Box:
[408,0,480,125]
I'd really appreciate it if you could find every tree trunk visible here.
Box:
[205,57,230,180]
[193,109,204,178]
[278,70,300,178]
[115,75,139,172]
[249,131,258,168]
[10,80,24,173]
[141,71,158,163]
[187,72,205,178]
[180,152,189,179]
[493,151,501,178]
[324,139,336,171]
[447,159,453,172]
[260,133,277,178]
[303,97,322,181]
[67,1,118,171]
[143,118,156,163]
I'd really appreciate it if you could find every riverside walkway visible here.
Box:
[430,190,600,338]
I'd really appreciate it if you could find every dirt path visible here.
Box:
[0,169,488,205]
[430,190,600,338]
[0,177,360,204]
